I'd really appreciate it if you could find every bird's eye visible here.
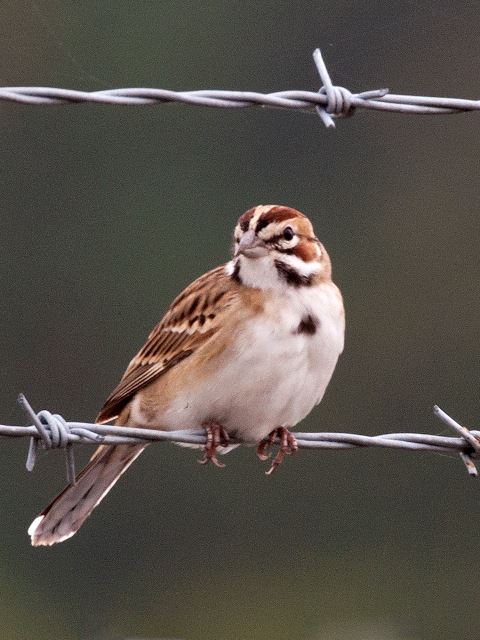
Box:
[283,226,294,241]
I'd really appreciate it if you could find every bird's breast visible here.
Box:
[132,282,345,442]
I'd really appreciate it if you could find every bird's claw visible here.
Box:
[198,422,230,468]
[257,427,298,474]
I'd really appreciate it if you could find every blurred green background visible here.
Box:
[1,2,480,638]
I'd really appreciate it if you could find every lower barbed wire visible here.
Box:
[2,394,478,483]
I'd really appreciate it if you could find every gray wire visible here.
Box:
[0,49,478,127]
[3,396,479,484]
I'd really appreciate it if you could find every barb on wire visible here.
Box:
[1,49,479,128]
[1,395,479,484]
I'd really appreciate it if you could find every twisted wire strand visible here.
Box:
[0,49,479,127]
[2,395,479,484]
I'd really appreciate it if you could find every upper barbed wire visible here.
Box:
[1,49,479,128]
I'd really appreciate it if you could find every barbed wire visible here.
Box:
[1,48,479,128]
[1,394,478,484]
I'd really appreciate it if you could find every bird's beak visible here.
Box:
[235,229,268,258]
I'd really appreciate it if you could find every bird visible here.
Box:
[28,204,345,546]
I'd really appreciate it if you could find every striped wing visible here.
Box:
[96,265,237,423]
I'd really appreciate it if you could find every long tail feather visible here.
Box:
[28,443,145,546]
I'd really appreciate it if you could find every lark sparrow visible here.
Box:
[29,205,345,546]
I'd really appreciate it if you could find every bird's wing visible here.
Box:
[96,264,238,423]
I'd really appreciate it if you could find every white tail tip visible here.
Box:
[28,515,44,537]
[28,514,77,546]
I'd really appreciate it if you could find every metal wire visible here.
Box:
[1,48,479,128]
[2,395,479,483]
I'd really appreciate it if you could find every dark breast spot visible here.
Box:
[296,314,319,335]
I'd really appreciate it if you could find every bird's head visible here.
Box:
[231,205,331,289]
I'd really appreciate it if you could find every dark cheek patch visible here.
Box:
[293,241,318,262]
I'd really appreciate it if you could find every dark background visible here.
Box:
[1,2,479,639]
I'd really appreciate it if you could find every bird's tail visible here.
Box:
[28,442,145,546]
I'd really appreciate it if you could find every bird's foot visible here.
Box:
[198,421,230,468]
[257,427,298,475]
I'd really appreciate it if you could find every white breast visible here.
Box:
[152,281,345,443]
